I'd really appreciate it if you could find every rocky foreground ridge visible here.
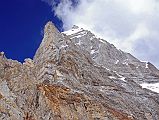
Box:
[0,22,159,120]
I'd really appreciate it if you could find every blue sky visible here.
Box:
[1,0,159,68]
[0,0,62,62]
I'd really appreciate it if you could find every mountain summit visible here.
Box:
[0,21,159,120]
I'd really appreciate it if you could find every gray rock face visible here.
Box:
[62,26,159,85]
[0,22,159,120]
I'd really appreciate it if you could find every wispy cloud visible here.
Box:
[42,0,159,68]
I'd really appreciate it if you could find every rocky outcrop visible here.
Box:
[0,22,159,120]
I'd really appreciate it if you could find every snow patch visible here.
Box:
[146,62,149,68]
[123,59,129,65]
[115,60,119,64]
[108,76,116,79]
[141,83,159,93]
[90,36,96,40]
[99,39,107,44]
[119,77,126,82]
[108,73,126,82]
[136,65,139,68]
[91,49,96,54]
[99,86,105,92]
[60,44,68,49]
[62,27,83,35]
[71,35,83,39]
[141,61,149,69]
[116,73,127,82]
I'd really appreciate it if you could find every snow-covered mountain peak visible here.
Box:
[62,25,84,36]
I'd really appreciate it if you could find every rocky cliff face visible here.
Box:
[0,22,159,120]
